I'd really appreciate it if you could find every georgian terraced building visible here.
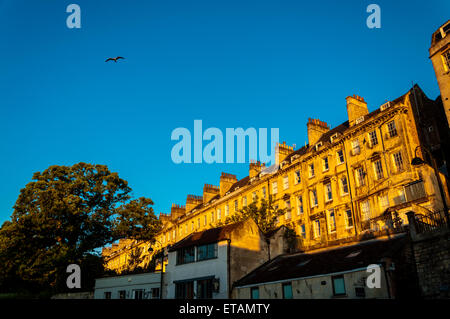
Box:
[102,84,450,277]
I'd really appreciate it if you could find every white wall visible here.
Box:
[94,272,162,299]
[165,240,229,299]
[235,268,390,299]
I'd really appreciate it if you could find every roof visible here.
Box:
[234,234,407,287]
[168,221,245,252]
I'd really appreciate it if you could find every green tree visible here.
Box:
[0,163,162,294]
[224,196,285,235]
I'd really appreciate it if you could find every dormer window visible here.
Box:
[315,142,323,151]
[355,116,365,125]
[330,133,339,143]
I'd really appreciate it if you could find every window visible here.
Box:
[283,175,289,190]
[345,209,353,228]
[379,194,389,213]
[313,220,321,238]
[340,176,349,195]
[243,196,247,207]
[225,204,229,217]
[175,281,194,299]
[217,209,221,220]
[294,170,301,184]
[185,224,188,234]
[322,157,329,171]
[309,163,315,178]
[133,289,144,300]
[211,212,215,223]
[151,287,160,299]
[272,181,278,194]
[325,183,333,202]
[104,291,111,299]
[262,187,267,199]
[191,221,194,232]
[234,200,238,212]
[328,209,336,233]
[387,121,398,138]
[369,131,378,146]
[300,224,306,238]
[337,150,345,164]
[197,218,200,229]
[356,167,365,187]
[392,152,404,172]
[197,243,217,261]
[285,200,291,220]
[443,49,450,71]
[332,276,346,296]
[252,191,257,202]
[360,201,371,221]
[251,287,259,299]
[118,290,126,299]
[297,195,304,215]
[177,246,195,265]
[204,215,207,226]
[197,278,213,299]
[310,189,318,207]
[373,160,384,180]
[351,139,360,155]
[282,282,293,299]
[405,180,426,202]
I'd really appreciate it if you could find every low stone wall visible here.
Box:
[407,212,450,298]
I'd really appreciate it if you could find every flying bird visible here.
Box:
[105,56,125,63]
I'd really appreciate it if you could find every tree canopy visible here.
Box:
[223,195,286,236]
[0,162,162,293]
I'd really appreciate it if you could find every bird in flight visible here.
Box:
[105,56,125,63]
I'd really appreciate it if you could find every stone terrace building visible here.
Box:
[102,84,450,277]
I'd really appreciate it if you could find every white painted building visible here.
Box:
[94,272,162,299]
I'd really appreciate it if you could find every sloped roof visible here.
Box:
[168,221,245,252]
[234,234,407,287]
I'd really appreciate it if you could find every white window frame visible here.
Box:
[322,157,329,172]
[337,150,345,165]
[283,175,289,190]
[294,170,301,184]
[327,209,336,233]
[340,176,349,196]
[324,183,333,202]
[297,195,303,215]
[373,159,384,180]
[272,181,278,194]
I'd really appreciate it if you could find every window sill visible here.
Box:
[340,192,349,197]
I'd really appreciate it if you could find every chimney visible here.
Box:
[249,160,265,178]
[346,95,369,127]
[307,119,330,146]
[275,142,294,166]
[159,212,171,224]
[186,195,203,212]
[203,184,220,204]
[220,172,238,197]
[170,204,186,220]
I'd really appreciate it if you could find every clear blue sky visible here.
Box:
[0,0,448,225]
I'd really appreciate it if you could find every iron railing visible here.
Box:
[414,210,448,234]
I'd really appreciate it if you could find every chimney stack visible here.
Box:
[346,95,368,127]
[186,195,203,212]
[249,160,265,178]
[203,184,220,204]
[307,118,330,146]
[170,204,186,220]
[219,172,238,197]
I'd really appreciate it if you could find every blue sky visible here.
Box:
[0,0,448,225]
